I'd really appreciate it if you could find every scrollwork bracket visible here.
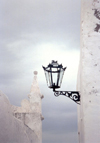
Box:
[54,90,80,105]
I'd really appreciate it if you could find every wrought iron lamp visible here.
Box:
[42,60,80,105]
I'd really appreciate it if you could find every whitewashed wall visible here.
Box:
[0,90,38,143]
[78,0,100,143]
[0,71,43,143]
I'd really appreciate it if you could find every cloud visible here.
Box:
[1,0,80,46]
[0,0,81,142]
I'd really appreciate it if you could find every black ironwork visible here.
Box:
[42,60,80,105]
[42,60,66,89]
[53,90,80,105]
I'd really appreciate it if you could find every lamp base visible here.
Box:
[49,86,60,90]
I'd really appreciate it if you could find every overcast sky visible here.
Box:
[0,0,81,143]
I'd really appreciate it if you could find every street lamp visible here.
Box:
[42,60,80,105]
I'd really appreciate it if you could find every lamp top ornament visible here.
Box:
[43,60,66,72]
[42,60,66,91]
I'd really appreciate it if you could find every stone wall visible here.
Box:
[78,0,100,143]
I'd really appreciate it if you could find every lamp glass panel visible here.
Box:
[58,69,64,87]
[57,70,60,86]
[44,70,50,87]
[52,72,58,87]
[48,72,53,87]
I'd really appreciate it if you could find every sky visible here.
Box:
[0,0,81,143]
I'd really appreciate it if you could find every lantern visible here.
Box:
[42,60,66,91]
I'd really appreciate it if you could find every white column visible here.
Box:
[78,0,100,143]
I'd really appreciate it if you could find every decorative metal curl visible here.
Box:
[54,91,80,105]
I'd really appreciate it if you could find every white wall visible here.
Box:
[0,90,38,143]
[0,71,43,143]
[78,0,100,143]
